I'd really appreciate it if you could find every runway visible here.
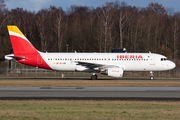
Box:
[0,78,180,81]
[0,78,180,100]
[0,87,180,100]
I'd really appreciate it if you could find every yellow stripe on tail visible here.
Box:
[7,25,26,38]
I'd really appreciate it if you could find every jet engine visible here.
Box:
[106,68,124,77]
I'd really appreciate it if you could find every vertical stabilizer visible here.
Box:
[7,25,37,55]
[6,25,52,70]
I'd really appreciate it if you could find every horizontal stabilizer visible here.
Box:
[5,54,26,61]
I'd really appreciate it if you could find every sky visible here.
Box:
[4,0,180,13]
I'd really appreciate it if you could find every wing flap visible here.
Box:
[76,61,123,71]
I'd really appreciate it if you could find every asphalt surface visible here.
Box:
[0,78,180,81]
[0,86,180,100]
[0,78,180,100]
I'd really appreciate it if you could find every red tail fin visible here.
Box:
[7,25,52,70]
[7,25,38,55]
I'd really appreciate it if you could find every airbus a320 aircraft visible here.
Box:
[5,25,176,80]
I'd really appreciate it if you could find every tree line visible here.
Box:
[0,0,180,60]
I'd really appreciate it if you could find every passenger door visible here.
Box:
[149,55,155,65]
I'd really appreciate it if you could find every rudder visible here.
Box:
[7,25,37,55]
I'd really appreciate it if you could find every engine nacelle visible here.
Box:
[107,68,124,77]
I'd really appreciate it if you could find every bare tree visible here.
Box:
[50,6,65,52]
[0,0,6,34]
[171,12,180,60]
[114,1,131,48]
[35,9,48,51]
[97,2,115,52]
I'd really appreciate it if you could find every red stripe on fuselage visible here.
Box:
[16,53,52,70]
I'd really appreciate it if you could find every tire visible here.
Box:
[91,75,97,80]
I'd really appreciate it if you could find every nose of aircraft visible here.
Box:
[170,61,176,69]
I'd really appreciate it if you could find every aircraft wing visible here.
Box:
[76,61,124,71]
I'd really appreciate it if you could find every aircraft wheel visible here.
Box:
[91,75,97,80]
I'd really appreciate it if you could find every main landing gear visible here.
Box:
[150,71,154,80]
[91,73,98,80]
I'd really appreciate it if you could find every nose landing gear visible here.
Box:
[150,71,154,80]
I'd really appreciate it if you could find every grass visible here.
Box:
[0,79,179,119]
[0,80,180,87]
[0,100,179,120]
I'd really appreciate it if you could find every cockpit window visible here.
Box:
[161,58,169,61]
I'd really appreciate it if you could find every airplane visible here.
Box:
[5,25,176,80]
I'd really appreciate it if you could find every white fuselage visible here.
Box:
[40,52,175,72]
